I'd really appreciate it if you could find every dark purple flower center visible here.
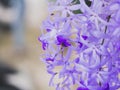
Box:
[77,87,89,90]
[57,35,71,47]
[82,35,88,40]
[38,37,48,50]
[103,83,109,90]
[46,58,54,62]
[46,29,51,32]
[75,58,80,63]
[78,42,83,48]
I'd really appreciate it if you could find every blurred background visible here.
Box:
[0,0,57,90]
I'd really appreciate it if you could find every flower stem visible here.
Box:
[101,15,111,45]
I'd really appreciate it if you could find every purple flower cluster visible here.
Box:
[38,0,120,90]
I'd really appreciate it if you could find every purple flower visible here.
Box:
[38,37,48,50]
[102,83,109,90]
[39,0,120,90]
[46,58,54,62]
[82,35,88,40]
[56,35,71,47]
[46,28,51,32]
[78,42,83,48]
[49,0,81,17]
[77,87,89,90]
